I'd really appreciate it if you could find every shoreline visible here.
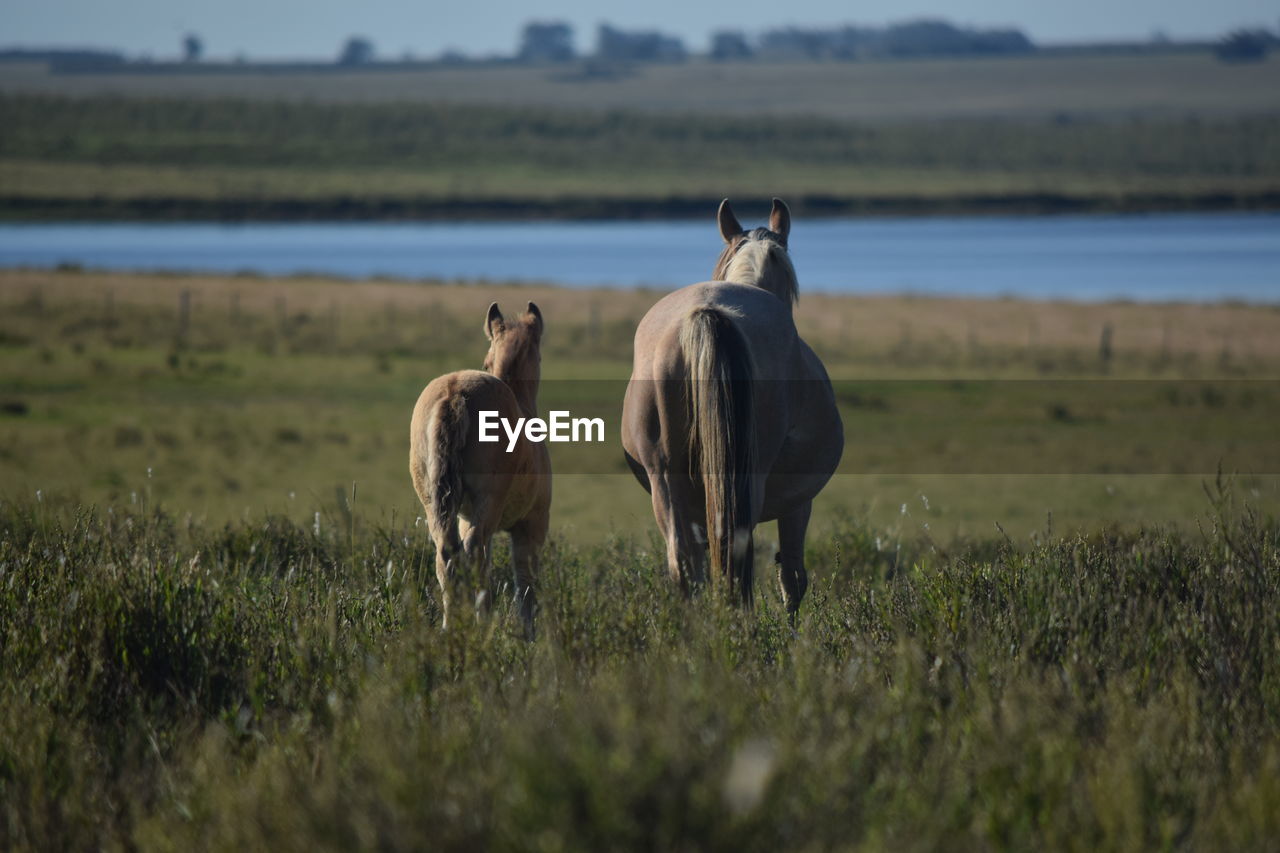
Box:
[4,189,1280,223]
[2,264,1276,308]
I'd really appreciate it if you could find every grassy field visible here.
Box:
[4,46,1280,850]
[2,268,1278,543]
[4,52,1280,220]
[4,53,1280,120]
[2,470,1278,849]
[3,269,1280,848]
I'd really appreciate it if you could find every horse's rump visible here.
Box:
[623,199,838,616]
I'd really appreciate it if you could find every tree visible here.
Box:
[710,31,752,61]
[595,24,685,63]
[182,34,203,63]
[519,21,575,63]
[1215,29,1273,63]
[338,37,375,66]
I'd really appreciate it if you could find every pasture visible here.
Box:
[3,267,1280,848]
[5,28,1280,852]
[3,444,1278,849]
[4,53,1280,221]
[4,53,1280,120]
[2,267,1278,540]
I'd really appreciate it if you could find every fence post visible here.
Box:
[588,300,601,347]
[177,289,191,342]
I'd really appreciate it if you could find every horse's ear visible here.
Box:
[718,199,742,243]
[485,302,505,340]
[525,301,544,337]
[769,198,791,243]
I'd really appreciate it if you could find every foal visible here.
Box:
[409,302,550,636]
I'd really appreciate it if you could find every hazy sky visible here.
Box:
[5,0,1278,60]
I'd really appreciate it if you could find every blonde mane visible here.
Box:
[716,236,799,306]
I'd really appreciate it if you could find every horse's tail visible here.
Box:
[424,393,470,555]
[680,307,756,604]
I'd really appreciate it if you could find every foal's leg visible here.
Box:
[509,516,547,640]
[431,523,464,630]
[459,515,495,612]
[648,467,704,592]
[776,500,812,621]
[412,451,464,629]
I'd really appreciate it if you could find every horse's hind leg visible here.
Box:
[648,467,704,592]
[735,528,756,608]
[777,500,812,621]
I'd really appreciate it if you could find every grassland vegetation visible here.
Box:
[1,270,1278,848]
[2,480,1278,848]
[4,53,1279,121]
[3,91,1279,219]
[2,269,1278,540]
[4,47,1280,847]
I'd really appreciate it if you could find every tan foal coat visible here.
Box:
[410,302,550,635]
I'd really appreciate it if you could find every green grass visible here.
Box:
[4,48,1280,844]
[3,269,1279,541]
[4,53,1280,121]
[2,270,1279,849]
[2,484,1278,849]
[3,92,1279,218]
[8,93,1279,175]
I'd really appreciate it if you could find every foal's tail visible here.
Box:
[680,307,757,603]
[424,394,470,554]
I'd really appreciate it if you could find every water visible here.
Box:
[1,212,1277,302]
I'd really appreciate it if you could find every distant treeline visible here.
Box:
[5,17,1270,74]
[0,48,127,70]
[518,19,1036,64]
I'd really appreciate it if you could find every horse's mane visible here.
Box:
[714,232,798,306]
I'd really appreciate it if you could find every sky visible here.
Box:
[4,0,1278,60]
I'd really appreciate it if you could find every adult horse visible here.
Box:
[410,302,550,637]
[621,199,842,616]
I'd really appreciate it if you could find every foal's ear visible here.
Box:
[525,302,544,337]
[717,199,743,243]
[485,302,505,340]
[769,198,791,243]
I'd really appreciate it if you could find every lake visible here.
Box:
[1,212,1277,302]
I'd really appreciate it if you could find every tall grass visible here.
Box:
[2,485,1278,849]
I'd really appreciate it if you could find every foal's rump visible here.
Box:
[409,370,524,539]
